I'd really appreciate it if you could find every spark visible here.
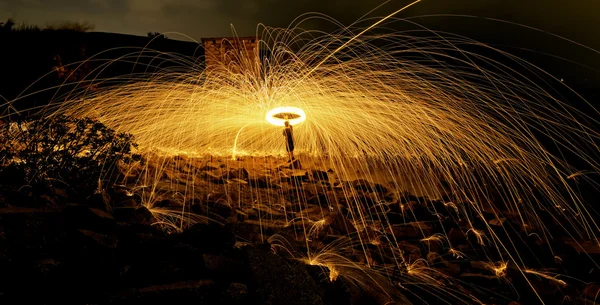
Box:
[2,7,600,305]
[524,269,567,287]
[448,248,467,259]
[467,228,487,246]
[485,261,508,278]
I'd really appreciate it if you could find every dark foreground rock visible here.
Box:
[1,154,599,305]
[246,248,325,305]
[0,207,363,305]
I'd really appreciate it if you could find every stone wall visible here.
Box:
[203,37,259,73]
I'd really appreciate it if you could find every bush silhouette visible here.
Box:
[0,115,138,195]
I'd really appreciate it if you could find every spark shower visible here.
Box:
[3,2,600,304]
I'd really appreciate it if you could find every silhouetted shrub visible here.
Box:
[44,21,95,32]
[0,115,138,195]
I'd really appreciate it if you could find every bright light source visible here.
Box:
[265,106,306,126]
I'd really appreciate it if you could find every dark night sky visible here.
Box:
[0,0,597,44]
[2,0,599,85]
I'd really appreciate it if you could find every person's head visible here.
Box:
[284,121,290,127]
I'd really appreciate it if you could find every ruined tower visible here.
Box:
[202,36,260,74]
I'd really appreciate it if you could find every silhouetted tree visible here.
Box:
[1,18,93,32]
[0,18,15,31]
[45,20,95,32]
[147,31,167,39]
[15,22,41,32]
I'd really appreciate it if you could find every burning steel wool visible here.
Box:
[4,6,600,305]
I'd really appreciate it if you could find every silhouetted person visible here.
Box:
[282,120,295,162]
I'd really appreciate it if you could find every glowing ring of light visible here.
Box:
[265,107,306,126]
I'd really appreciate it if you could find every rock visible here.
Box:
[382,192,395,202]
[246,248,325,305]
[170,243,205,272]
[426,252,443,264]
[289,159,302,169]
[225,214,238,224]
[244,208,259,220]
[328,212,357,235]
[19,258,69,303]
[199,162,220,171]
[356,194,378,208]
[221,168,249,180]
[34,258,63,276]
[290,172,309,184]
[353,179,372,192]
[64,204,116,233]
[236,210,249,222]
[202,253,245,280]
[228,178,249,185]
[488,218,506,226]
[372,183,388,194]
[459,273,500,285]
[156,199,182,209]
[307,193,330,207]
[77,229,118,249]
[447,228,467,244]
[208,199,234,218]
[87,191,112,213]
[39,193,59,206]
[116,198,138,208]
[132,206,156,226]
[584,284,600,299]
[420,235,443,253]
[0,164,26,186]
[399,193,419,203]
[319,181,331,188]
[469,261,489,272]
[179,223,235,252]
[248,175,272,188]
[112,280,219,304]
[397,241,421,258]
[563,238,600,254]
[277,172,291,183]
[438,262,461,277]
[223,282,249,305]
[389,222,433,239]
[311,170,329,181]
[111,185,131,199]
[114,206,156,226]
[201,171,226,184]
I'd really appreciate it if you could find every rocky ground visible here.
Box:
[1,154,599,305]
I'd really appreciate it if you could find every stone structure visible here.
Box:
[202,36,260,73]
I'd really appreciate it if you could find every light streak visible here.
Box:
[2,7,600,305]
[265,106,307,126]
